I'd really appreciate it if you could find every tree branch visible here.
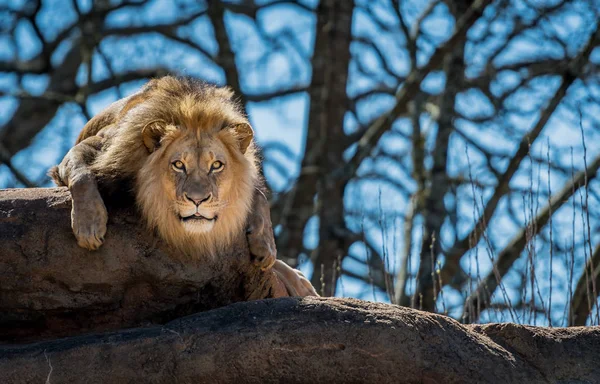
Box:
[338,0,492,181]
[462,154,600,322]
[442,26,600,280]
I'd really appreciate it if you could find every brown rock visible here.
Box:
[0,187,286,342]
[0,297,599,383]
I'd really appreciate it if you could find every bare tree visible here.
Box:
[1,0,600,325]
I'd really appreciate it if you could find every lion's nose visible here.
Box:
[184,192,212,206]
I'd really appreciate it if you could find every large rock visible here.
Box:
[0,188,286,342]
[0,297,599,383]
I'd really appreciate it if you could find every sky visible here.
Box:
[1,0,600,325]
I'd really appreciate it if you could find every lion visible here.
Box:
[50,75,316,297]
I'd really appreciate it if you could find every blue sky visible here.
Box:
[1,0,600,325]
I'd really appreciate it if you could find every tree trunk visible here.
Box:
[307,0,354,296]
[0,188,287,343]
[1,297,599,384]
[415,28,467,312]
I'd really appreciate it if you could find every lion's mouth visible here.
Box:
[180,213,218,222]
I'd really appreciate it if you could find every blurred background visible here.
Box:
[1,0,599,326]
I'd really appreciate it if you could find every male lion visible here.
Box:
[50,76,315,297]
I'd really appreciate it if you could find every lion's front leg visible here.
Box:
[69,176,108,250]
[246,187,277,270]
[50,136,108,251]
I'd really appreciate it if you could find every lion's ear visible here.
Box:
[142,121,167,153]
[215,86,235,100]
[229,123,254,154]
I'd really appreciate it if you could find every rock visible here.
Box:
[1,297,599,383]
[0,188,286,342]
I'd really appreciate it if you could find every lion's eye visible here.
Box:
[210,161,224,172]
[172,160,186,172]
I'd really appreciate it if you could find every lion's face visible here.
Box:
[165,134,234,234]
[135,122,257,255]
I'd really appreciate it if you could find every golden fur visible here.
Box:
[52,76,259,256]
[134,126,258,255]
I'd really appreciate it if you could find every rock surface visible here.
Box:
[1,297,599,384]
[0,188,287,342]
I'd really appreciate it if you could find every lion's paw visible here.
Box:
[294,269,319,297]
[273,260,319,297]
[71,191,108,251]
